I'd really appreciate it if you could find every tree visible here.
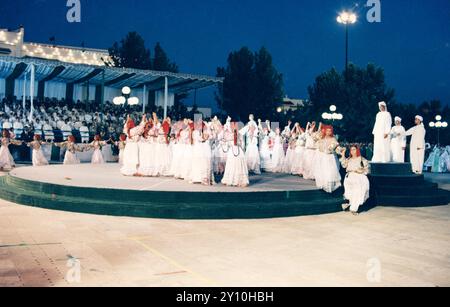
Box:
[216,47,283,121]
[109,34,187,114]
[252,47,284,119]
[153,42,179,73]
[306,63,395,142]
[108,32,152,69]
[415,100,450,145]
[152,42,186,109]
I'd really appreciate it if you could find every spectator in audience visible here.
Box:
[61,119,72,140]
[80,122,90,143]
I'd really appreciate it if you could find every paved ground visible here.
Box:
[10,164,318,192]
[0,170,449,287]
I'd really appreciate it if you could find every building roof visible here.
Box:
[0,56,223,94]
[0,27,111,66]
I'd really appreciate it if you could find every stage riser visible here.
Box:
[370,163,413,176]
[373,185,440,196]
[376,195,449,207]
[368,163,450,207]
[1,167,448,219]
[0,177,343,219]
[5,175,339,204]
[368,175,425,185]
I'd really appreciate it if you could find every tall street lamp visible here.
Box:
[337,11,357,74]
[429,115,448,146]
[113,86,140,107]
[322,105,344,123]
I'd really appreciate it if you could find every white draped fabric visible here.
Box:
[14,78,38,99]
[73,84,96,102]
[44,81,66,99]
[372,111,393,163]
[104,87,121,103]
[155,90,174,107]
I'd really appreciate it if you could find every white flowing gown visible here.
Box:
[372,111,393,163]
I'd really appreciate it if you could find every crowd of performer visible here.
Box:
[0,101,436,215]
[113,112,372,214]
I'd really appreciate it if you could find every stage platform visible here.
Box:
[0,164,344,220]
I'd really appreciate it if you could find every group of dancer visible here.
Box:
[120,113,249,187]
[0,129,114,170]
[4,101,426,215]
[116,112,370,214]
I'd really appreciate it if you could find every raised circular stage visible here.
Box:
[0,164,345,219]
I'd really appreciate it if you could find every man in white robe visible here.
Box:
[390,116,406,162]
[372,101,393,163]
[406,115,426,174]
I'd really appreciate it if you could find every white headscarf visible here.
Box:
[394,116,402,123]
[415,115,423,123]
[378,101,387,110]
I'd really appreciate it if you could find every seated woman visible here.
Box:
[337,145,370,215]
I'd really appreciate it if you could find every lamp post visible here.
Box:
[337,11,357,76]
[429,115,448,146]
[322,105,344,123]
[113,86,140,108]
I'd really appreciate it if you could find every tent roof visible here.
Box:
[0,56,223,94]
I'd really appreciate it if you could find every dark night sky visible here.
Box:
[1,0,449,108]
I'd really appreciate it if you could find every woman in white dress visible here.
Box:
[222,123,249,187]
[89,135,108,164]
[440,146,450,172]
[213,128,226,175]
[258,120,272,172]
[116,134,127,166]
[26,134,49,167]
[301,122,319,180]
[268,128,285,173]
[121,115,145,176]
[0,130,22,171]
[314,125,341,193]
[282,132,295,173]
[138,120,157,177]
[390,116,406,163]
[210,118,226,175]
[425,146,443,173]
[154,120,172,177]
[179,120,194,180]
[291,124,306,176]
[189,121,214,185]
[338,145,370,215]
[245,125,261,174]
[168,125,182,177]
[55,135,83,165]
